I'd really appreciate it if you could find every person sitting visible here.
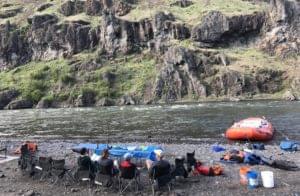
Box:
[146,149,164,170]
[98,149,118,176]
[119,153,139,179]
[149,150,171,178]
[77,148,96,179]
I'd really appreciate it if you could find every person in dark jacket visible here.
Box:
[77,148,96,178]
[98,149,118,176]
[149,150,171,179]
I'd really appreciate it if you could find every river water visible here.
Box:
[0,101,299,142]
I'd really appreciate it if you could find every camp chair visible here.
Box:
[94,162,117,189]
[74,166,94,189]
[186,151,196,173]
[18,144,36,176]
[118,164,140,194]
[171,157,188,179]
[150,166,173,196]
[50,159,75,186]
[34,156,53,181]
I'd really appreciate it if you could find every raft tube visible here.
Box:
[225,117,274,141]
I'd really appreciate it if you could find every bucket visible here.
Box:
[247,170,259,189]
[261,171,274,188]
[239,166,250,185]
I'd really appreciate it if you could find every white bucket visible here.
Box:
[261,171,274,188]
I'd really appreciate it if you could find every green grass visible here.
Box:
[0,59,70,103]
[122,0,267,24]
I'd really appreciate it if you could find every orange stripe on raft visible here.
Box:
[226,127,274,141]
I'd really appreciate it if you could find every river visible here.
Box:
[0,101,299,142]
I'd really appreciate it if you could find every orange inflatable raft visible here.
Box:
[225,117,274,141]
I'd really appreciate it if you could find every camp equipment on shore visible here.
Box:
[247,170,259,189]
[240,166,250,185]
[72,143,162,159]
[225,117,274,141]
[261,171,274,188]
[212,145,226,152]
[280,140,299,151]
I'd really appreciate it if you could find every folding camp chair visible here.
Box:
[118,165,140,194]
[34,156,53,181]
[74,166,94,189]
[50,159,76,186]
[150,167,173,196]
[18,144,36,176]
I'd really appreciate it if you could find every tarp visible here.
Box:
[72,143,162,159]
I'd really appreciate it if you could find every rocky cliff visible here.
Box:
[0,0,299,109]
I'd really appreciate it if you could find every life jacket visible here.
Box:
[193,162,224,176]
[221,150,244,163]
[15,142,38,154]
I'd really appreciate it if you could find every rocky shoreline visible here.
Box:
[0,139,299,195]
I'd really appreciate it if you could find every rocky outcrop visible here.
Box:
[282,90,297,101]
[153,47,218,102]
[0,89,19,109]
[0,22,30,70]
[192,11,265,46]
[119,95,136,105]
[0,7,22,19]
[75,90,96,107]
[260,0,299,58]
[60,0,86,16]
[96,97,115,106]
[255,69,284,93]
[6,99,33,110]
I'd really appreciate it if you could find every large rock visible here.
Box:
[171,0,193,8]
[29,14,58,30]
[0,89,20,109]
[36,97,53,109]
[0,22,30,70]
[96,97,115,106]
[255,69,284,93]
[60,0,86,16]
[191,11,265,46]
[282,90,297,101]
[75,90,96,107]
[6,99,33,110]
[260,0,299,58]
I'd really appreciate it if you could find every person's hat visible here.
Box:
[123,153,133,160]
[154,149,164,157]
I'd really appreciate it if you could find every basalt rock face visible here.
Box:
[60,0,86,16]
[260,0,300,58]
[0,22,30,70]
[6,99,33,110]
[192,11,265,46]
[28,14,100,61]
[153,47,218,102]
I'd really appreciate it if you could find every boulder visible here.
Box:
[6,99,33,110]
[36,97,53,109]
[96,98,115,106]
[282,90,297,101]
[119,95,136,105]
[0,89,20,109]
[114,1,132,16]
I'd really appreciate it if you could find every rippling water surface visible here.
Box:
[0,101,299,141]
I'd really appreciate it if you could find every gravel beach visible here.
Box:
[0,139,299,196]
